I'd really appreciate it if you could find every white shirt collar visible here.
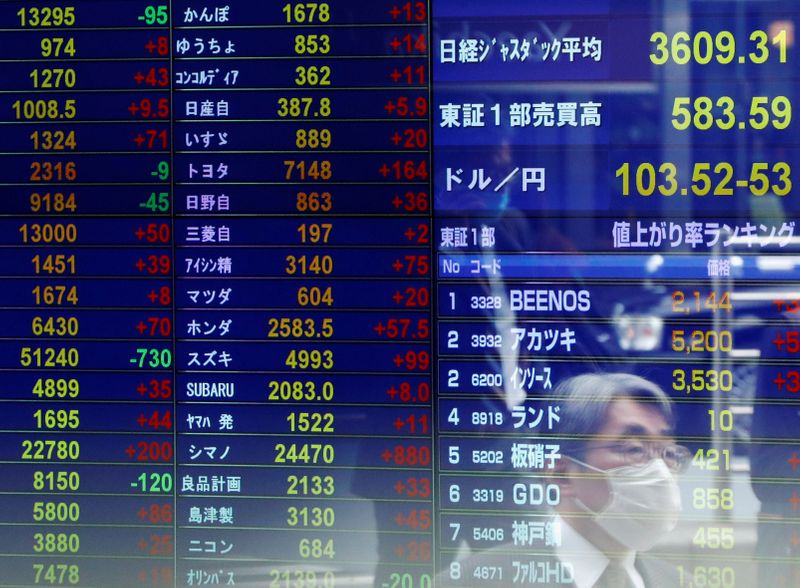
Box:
[554,514,644,588]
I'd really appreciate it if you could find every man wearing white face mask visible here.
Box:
[551,372,687,588]
[437,372,687,588]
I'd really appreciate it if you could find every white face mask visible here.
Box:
[571,458,682,551]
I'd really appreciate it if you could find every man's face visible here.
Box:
[565,396,673,513]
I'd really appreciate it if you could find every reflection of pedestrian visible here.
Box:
[551,373,686,587]
[440,372,686,587]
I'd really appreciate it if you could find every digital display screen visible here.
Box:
[0,1,799,586]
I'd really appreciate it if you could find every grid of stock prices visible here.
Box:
[0,1,799,587]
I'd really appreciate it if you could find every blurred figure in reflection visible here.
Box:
[443,372,687,588]
[550,373,687,588]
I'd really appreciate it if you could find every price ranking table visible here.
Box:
[432,1,800,587]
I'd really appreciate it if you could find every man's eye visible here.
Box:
[624,445,646,458]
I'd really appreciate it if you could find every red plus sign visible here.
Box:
[393,418,405,430]
[790,453,800,471]
[133,72,145,84]
[792,531,800,546]
[387,386,399,398]
[135,259,146,271]
[137,414,148,427]
[136,383,148,396]
[404,228,417,241]
[390,69,402,82]
[128,102,140,116]
[382,449,393,462]
[790,491,800,511]
[392,260,404,272]
[379,164,390,177]
[390,37,402,51]
[388,5,401,18]
[774,334,786,350]
[137,507,149,519]
[392,354,404,367]
[374,323,386,335]
[392,291,404,304]
[147,290,159,303]
[144,40,157,53]
[134,227,146,240]
[125,445,137,458]
[394,481,405,494]
[391,195,404,209]
[138,570,147,582]
[384,101,397,114]
[394,545,405,557]
[391,132,402,145]
[775,373,787,390]
[394,513,405,526]
[135,321,147,335]
[137,539,149,551]
[133,134,146,147]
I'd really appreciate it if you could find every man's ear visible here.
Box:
[549,454,578,498]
